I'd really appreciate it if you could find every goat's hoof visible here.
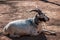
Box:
[50,33,56,36]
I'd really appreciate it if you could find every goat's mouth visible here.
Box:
[46,17,49,21]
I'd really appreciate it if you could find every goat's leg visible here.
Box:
[9,31,20,37]
[9,34,20,37]
[42,29,56,35]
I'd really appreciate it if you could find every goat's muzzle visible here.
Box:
[44,17,49,22]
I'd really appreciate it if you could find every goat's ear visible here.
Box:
[36,14,40,17]
[35,15,38,17]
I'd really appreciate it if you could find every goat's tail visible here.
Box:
[0,27,9,36]
[0,31,10,37]
[0,31,4,36]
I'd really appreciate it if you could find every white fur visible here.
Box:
[3,17,41,37]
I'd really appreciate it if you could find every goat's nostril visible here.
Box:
[48,18,49,20]
[37,31,39,33]
[48,18,49,21]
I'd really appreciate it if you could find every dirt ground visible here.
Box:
[0,0,60,40]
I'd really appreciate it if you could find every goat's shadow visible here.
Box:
[40,0,60,6]
[7,32,47,40]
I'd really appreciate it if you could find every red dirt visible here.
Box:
[0,1,60,40]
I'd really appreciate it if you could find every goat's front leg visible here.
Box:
[42,29,56,35]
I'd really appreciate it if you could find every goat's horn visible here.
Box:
[30,9,42,15]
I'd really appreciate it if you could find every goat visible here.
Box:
[1,9,55,37]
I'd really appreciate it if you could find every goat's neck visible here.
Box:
[28,17,41,28]
[34,17,40,25]
[29,17,39,28]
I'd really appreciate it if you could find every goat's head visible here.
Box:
[30,9,49,23]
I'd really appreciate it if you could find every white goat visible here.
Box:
[1,9,55,37]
